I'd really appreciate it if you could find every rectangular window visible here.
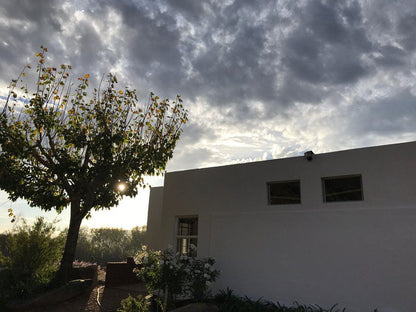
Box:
[176,217,198,257]
[267,180,301,205]
[322,175,363,202]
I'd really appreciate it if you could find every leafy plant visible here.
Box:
[0,46,187,282]
[134,246,220,309]
[0,217,64,302]
[118,294,149,312]
[214,288,347,312]
[135,247,185,309]
[183,256,219,301]
[214,287,243,312]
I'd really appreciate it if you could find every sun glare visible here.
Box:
[117,182,127,192]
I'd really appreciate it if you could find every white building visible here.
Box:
[146,141,416,312]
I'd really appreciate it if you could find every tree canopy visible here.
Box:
[0,47,187,281]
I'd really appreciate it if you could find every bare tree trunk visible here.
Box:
[56,201,86,283]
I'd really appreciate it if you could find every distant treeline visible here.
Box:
[0,225,146,267]
[75,226,146,266]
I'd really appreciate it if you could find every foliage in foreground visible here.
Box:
[134,246,220,310]
[117,287,352,312]
[118,295,150,312]
[0,46,187,282]
[214,288,346,312]
[0,218,64,303]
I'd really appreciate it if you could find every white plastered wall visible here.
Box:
[146,141,416,312]
[146,186,164,250]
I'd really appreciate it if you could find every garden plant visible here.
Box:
[0,218,64,305]
[134,246,220,311]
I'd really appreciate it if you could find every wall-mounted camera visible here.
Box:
[304,151,314,161]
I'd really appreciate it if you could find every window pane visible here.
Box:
[178,222,190,236]
[177,217,198,236]
[268,181,301,205]
[176,238,198,256]
[323,175,363,202]
[189,238,197,257]
[176,238,188,255]
[176,217,198,256]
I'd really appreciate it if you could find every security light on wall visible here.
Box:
[304,151,314,161]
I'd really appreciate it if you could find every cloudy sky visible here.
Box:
[1,0,416,231]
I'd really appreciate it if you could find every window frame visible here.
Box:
[175,216,198,257]
[267,180,302,205]
[321,174,364,203]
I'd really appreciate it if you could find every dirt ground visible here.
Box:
[28,268,148,312]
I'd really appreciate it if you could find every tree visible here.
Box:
[129,225,146,254]
[0,47,187,282]
[74,226,147,265]
[89,228,131,264]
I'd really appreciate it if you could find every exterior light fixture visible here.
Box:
[304,151,314,161]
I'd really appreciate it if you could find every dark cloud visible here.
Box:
[179,122,218,146]
[188,22,278,113]
[275,75,325,107]
[0,0,67,83]
[281,1,372,86]
[396,13,416,51]
[1,0,416,167]
[166,0,206,20]
[349,89,416,136]
[374,45,408,68]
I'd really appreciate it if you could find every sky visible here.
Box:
[1,0,416,232]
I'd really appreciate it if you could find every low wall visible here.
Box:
[105,257,141,287]
[71,264,98,286]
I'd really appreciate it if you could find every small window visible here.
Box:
[268,180,301,205]
[176,217,198,257]
[322,175,363,202]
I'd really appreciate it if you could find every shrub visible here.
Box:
[0,217,64,301]
[134,246,220,309]
[214,288,347,312]
[185,256,218,301]
[135,246,186,309]
[117,294,149,312]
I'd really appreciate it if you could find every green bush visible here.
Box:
[118,294,149,312]
[0,217,64,301]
